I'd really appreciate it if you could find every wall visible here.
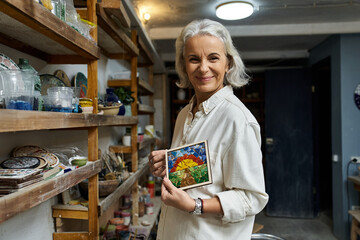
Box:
[309,34,360,240]
[0,42,153,239]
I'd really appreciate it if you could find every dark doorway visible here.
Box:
[312,57,333,218]
[265,68,315,218]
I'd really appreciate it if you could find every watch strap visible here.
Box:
[190,198,203,215]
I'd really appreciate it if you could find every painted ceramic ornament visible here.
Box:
[40,74,66,95]
[74,72,88,98]
[54,69,71,87]
[0,53,19,70]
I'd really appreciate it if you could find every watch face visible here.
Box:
[355,84,360,110]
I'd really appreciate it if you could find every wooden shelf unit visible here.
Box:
[0,1,102,240]
[0,1,160,239]
[0,160,102,224]
[106,31,157,228]
[0,110,138,132]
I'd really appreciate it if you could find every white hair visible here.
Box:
[175,19,250,89]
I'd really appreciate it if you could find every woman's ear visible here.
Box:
[226,55,232,72]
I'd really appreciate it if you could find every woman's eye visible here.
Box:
[189,58,199,62]
[209,56,219,61]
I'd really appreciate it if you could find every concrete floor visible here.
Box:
[254,211,339,240]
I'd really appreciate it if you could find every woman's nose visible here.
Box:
[198,60,209,72]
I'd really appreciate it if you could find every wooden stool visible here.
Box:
[349,210,360,240]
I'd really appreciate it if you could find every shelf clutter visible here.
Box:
[0,1,161,239]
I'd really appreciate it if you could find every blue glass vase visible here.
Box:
[118,104,126,115]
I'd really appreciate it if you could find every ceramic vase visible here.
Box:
[105,88,119,106]
[118,104,126,116]
[177,88,186,100]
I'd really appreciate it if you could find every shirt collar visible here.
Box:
[189,85,233,115]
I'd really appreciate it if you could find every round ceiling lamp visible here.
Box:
[216,1,254,20]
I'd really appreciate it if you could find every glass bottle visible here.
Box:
[17,58,41,92]
[18,58,42,110]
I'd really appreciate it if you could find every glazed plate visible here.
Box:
[74,72,88,98]
[0,53,19,70]
[54,69,71,87]
[40,74,67,95]
[0,156,47,169]
[32,152,59,167]
[12,145,48,157]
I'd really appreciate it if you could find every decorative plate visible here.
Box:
[32,152,59,167]
[74,72,88,98]
[0,156,41,169]
[355,83,360,110]
[54,69,71,87]
[0,53,20,70]
[12,145,48,157]
[36,157,48,169]
[40,74,67,95]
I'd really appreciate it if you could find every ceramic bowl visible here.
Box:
[81,106,93,114]
[98,105,120,115]
[69,156,88,167]
[79,98,93,107]
[80,179,120,197]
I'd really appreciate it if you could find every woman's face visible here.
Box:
[184,35,229,100]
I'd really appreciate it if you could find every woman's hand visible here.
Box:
[161,177,195,212]
[148,150,167,177]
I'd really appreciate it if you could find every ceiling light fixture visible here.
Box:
[216,1,254,20]
[143,12,151,22]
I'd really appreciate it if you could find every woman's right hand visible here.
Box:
[148,150,167,177]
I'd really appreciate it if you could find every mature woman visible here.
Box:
[149,19,268,239]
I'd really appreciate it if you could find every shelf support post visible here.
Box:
[130,29,139,226]
[87,0,99,239]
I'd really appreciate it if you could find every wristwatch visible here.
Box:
[190,198,203,215]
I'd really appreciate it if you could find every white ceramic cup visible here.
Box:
[122,135,131,146]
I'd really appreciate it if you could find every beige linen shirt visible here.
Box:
[156,85,268,240]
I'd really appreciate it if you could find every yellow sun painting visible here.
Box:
[175,159,199,171]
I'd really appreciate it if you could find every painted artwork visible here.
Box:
[166,140,212,190]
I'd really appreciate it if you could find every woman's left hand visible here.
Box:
[161,177,195,212]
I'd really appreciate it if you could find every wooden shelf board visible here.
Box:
[108,78,153,96]
[109,145,133,154]
[96,3,138,57]
[53,232,89,240]
[107,79,131,88]
[100,0,131,29]
[138,78,154,95]
[53,206,89,220]
[0,0,99,60]
[0,160,102,224]
[109,138,155,153]
[138,104,155,114]
[138,37,154,67]
[0,110,138,133]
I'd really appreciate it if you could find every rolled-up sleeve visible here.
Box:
[216,122,269,224]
